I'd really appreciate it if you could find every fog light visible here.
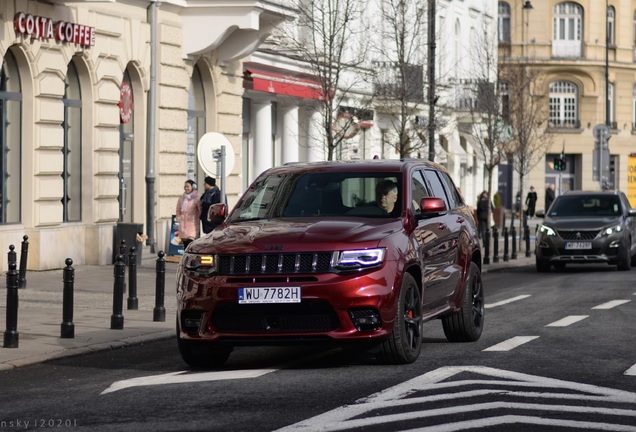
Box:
[348,309,381,331]
[181,311,204,333]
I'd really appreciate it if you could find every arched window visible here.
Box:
[62,61,82,222]
[498,2,511,44]
[454,19,461,79]
[188,64,206,185]
[0,50,22,224]
[607,82,615,127]
[608,6,616,46]
[548,81,579,128]
[553,2,583,58]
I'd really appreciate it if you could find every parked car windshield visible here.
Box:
[229,171,403,222]
[548,194,622,217]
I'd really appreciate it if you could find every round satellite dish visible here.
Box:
[197,132,236,177]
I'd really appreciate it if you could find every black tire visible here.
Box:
[617,244,632,271]
[177,323,232,369]
[442,262,484,342]
[536,258,551,273]
[553,262,566,271]
[377,273,422,364]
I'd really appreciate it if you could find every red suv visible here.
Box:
[176,160,484,367]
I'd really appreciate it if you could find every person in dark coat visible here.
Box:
[200,176,221,234]
[545,184,556,211]
[525,186,538,218]
[476,191,492,240]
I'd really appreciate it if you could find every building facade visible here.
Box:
[498,0,636,209]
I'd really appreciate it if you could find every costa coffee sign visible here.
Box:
[14,12,95,47]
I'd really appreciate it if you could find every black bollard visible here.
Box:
[119,239,127,293]
[127,246,138,310]
[511,226,518,260]
[7,245,16,272]
[60,258,75,338]
[492,227,499,263]
[111,254,125,330]
[525,225,531,257]
[153,251,166,322]
[19,235,28,289]
[503,227,509,262]
[3,259,19,348]
[483,229,491,265]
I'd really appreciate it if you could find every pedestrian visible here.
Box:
[176,179,201,249]
[200,176,221,234]
[476,191,492,240]
[545,183,556,211]
[525,186,537,218]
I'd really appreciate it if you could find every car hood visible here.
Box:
[189,218,404,254]
[542,215,622,230]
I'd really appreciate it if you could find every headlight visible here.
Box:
[539,225,556,236]
[182,253,216,274]
[336,248,385,271]
[603,225,622,236]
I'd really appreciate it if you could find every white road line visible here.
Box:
[483,336,539,352]
[546,315,589,327]
[625,363,636,376]
[485,295,531,309]
[592,300,631,310]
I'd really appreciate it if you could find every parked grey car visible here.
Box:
[535,190,636,272]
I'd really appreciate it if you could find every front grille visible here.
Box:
[212,301,340,333]
[558,230,599,241]
[217,253,333,275]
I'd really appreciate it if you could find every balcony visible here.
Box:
[372,62,424,103]
[547,119,581,130]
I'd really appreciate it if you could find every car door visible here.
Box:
[419,169,462,309]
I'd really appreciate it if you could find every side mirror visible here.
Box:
[417,197,447,219]
[627,208,636,217]
[535,209,545,218]
[208,203,227,224]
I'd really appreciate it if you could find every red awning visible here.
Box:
[243,62,325,100]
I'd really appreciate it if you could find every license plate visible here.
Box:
[565,241,592,250]
[238,287,301,304]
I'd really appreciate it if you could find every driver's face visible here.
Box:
[379,189,398,210]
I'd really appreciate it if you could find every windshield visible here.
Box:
[548,195,621,217]
[229,171,403,222]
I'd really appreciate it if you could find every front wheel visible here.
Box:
[536,258,551,273]
[442,262,484,342]
[377,273,422,364]
[177,324,232,369]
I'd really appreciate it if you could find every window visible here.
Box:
[608,6,616,46]
[62,61,82,222]
[632,85,636,130]
[454,19,461,80]
[0,50,22,224]
[499,81,510,120]
[608,82,615,127]
[424,169,450,209]
[498,2,511,44]
[548,81,579,128]
[553,2,582,58]
[188,64,206,184]
[411,171,430,212]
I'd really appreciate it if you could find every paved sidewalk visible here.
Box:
[0,249,534,371]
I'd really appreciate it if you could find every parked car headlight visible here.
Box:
[336,248,385,270]
[603,224,623,236]
[538,225,556,236]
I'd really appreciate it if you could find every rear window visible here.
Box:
[229,171,403,222]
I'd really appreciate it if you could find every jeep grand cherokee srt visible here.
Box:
[176,160,484,367]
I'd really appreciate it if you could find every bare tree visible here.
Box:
[372,0,428,158]
[501,62,553,243]
[277,0,369,160]
[462,26,511,233]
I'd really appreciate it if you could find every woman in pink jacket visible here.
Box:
[176,179,202,249]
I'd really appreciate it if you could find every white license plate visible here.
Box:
[565,242,592,250]
[238,287,301,304]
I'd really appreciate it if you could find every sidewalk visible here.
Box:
[0,249,534,371]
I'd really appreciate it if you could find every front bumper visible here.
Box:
[535,232,625,264]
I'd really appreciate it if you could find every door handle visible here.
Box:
[438,223,447,230]
[457,217,464,223]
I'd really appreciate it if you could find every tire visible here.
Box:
[553,263,566,271]
[377,273,422,364]
[177,323,232,369]
[617,243,632,271]
[442,262,484,342]
[536,258,551,273]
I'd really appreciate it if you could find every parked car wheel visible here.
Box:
[177,325,232,369]
[442,262,484,342]
[536,258,551,273]
[377,273,422,364]
[617,243,632,271]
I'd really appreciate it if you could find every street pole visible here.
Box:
[427,0,436,162]
[605,0,610,128]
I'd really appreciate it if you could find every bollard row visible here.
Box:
[482,224,533,265]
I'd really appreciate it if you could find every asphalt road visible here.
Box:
[1,263,636,432]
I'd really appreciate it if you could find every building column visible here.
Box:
[252,100,273,181]
[307,108,324,162]
[281,104,299,164]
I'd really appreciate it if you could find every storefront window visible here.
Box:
[0,50,22,224]
[62,61,82,222]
